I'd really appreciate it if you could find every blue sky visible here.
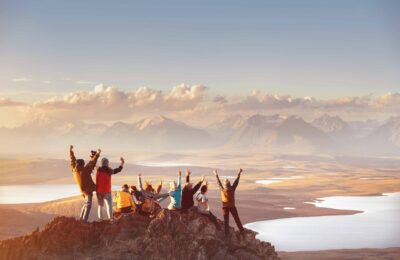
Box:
[0,0,399,100]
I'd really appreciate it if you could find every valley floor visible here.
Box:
[1,153,399,258]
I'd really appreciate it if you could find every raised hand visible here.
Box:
[178,170,182,176]
[120,157,125,165]
[186,169,191,176]
[201,175,205,183]
[138,173,142,177]
[213,170,218,176]
[97,149,102,154]
[70,145,74,151]
[239,168,243,174]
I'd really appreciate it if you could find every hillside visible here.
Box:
[0,209,279,260]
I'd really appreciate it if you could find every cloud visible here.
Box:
[2,84,399,127]
[213,95,228,104]
[32,83,209,121]
[12,78,32,82]
[229,90,316,110]
[76,80,96,85]
[0,98,27,107]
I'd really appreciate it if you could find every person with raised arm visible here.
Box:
[96,156,125,223]
[214,168,244,236]
[181,169,205,213]
[195,180,221,230]
[167,170,182,210]
[69,145,101,223]
[137,173,168,217]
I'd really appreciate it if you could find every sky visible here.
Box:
[0,1,399,127]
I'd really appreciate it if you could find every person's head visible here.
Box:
[101,157,109,167]
[76,159,85,169]
[90,150,97,159]
[122,184,129,192]
[130,185,137,193]
[200,185,208,194]
[224,178,231,189]
[144,181,153,192]
[169,181,177,191]
[183,182,192,192]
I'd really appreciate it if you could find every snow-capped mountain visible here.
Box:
[312,114,354,141]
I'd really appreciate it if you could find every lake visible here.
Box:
[245,192,400,251]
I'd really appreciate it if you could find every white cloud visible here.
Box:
[2,85,399,126]
[31,83,208,121]
[76,80,96,85]
[12,78,32,82]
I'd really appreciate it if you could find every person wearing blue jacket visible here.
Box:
[167,170,182,210]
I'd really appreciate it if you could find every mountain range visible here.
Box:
[0,114,399,156]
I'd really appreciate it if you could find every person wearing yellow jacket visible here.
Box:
[115,184,135,213]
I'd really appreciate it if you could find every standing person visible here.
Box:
[167,170,182,210]
[115,184,135,213]
[96,156,125,223]
[195,182,221,230]
[69,145,101,223]
[181,169,205,212]
[214,169,244,236]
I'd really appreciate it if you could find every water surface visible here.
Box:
[245,192,400,251]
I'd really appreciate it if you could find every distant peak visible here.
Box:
[137,115,172,130]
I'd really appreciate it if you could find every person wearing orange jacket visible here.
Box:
[214,168,244,236]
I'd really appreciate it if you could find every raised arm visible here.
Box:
[156,179,163,194]
[138,173,144,191]
[84,149,101,173]
[177,170,182,191]
[186,169,190,183]
[113,157,125,175]
[214,170,224,190]
[232,168,243,190]
[69,145,76,170]
[192,176,205,194]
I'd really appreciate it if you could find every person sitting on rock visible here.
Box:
[96,156,124,224]
[138,173,168,217]
[181,169,205,213]
[129,185,143,207]
[214,168,245,236]
[167,170,182,210]
[195,181,221,230]
[115,184,135,214]
[69,145,101,223]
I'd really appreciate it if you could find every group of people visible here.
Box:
[69,145,244,236]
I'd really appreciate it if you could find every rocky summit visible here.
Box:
[0,209,279,260]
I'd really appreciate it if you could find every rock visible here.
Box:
[0,209,280,260]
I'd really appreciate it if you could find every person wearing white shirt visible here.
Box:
[195,182,221,230]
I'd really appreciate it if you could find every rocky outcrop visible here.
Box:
[0,209,279,260]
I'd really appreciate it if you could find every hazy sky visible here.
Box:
[1,0,399,102]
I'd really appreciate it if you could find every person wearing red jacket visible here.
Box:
[96,156,124,223]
